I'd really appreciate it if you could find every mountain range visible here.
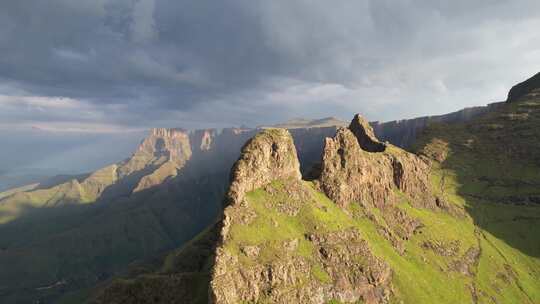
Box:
[0,73,539,303]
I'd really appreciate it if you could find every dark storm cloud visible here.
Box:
[1,0,540,130]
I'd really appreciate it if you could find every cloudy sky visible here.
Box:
[1,0,540,175]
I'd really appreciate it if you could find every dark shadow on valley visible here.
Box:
[0,161,230,304]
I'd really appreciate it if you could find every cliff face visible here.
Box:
[371,104,502,148]
[129,128,192,169]
[190,129,217,152]
[507,72,540,103]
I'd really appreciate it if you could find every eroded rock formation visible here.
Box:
[190,129,217,152]
[318,114,440,210]
[211,225,393,304]
[136,128,192,166]
[226,129,302,206]
[210,127,393,304]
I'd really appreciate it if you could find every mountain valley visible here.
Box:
[0,74,539,303]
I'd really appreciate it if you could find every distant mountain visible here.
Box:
[0,122,346,303]
[91,73,540,304]
[371,103,504,148]
[265,116,347,129]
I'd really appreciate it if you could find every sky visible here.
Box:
[1,0,540,175]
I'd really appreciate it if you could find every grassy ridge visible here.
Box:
[224,97,540,302]
[224,174,538,303]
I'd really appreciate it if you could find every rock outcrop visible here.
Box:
[136,128,192,166]
[350,114,387,152]
[507,72,540,103]
[211,191,392,303]
[210,127,395,304]
[318,127,395,208]
[226,128,302,206]
[211,225,392,304]
[115,128,192,182]
[318,114,439,210]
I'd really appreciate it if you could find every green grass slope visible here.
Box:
[221,176,538,303]
[410,95,540,303]
[98,172,538,303]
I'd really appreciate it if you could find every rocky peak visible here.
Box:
[226,128,301,206]
[349,114,387,152]
[116,128,192,178]
[137,128,192,165]
[507,72,540,103]
[318,114,442,210]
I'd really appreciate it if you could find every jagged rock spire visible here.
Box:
[349,114,386,152]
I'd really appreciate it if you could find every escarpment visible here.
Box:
[318,114,440,210]
[507,72,540,103]
[371,104,501,148]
